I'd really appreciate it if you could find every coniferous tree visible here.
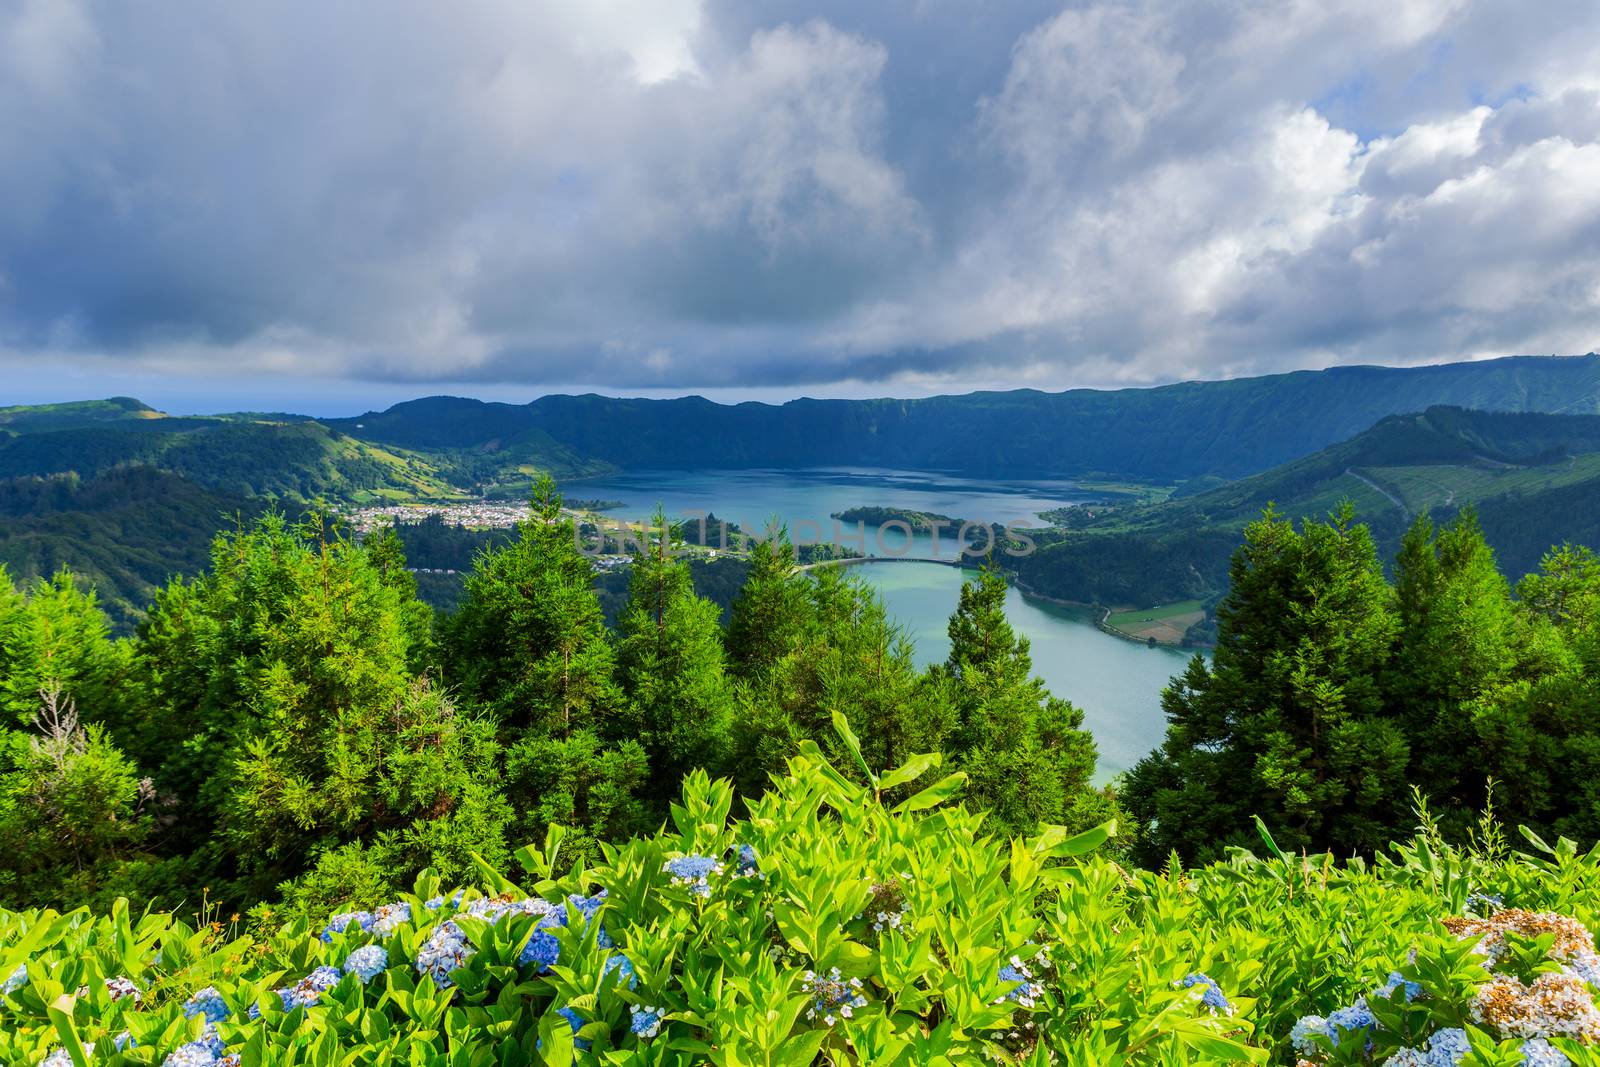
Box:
[934,563,1104,837]
[617,510,734,808]
[1390,510,1518,819]
[724,526,806,678]
[445,475,623,735]
[444,476,646,859]
[0,566,126,728]
[1124,504,1403,864]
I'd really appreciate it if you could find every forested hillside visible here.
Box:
[1011,407,1600,624]
[330,354,1600,480]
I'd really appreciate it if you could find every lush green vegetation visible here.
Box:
[6,466,1600,1063]
[1125,504,1600,867]
[1012,407,1600,631]
[0,476,1107,923]
[9,747,1600,1065]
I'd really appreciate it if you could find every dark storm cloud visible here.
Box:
[1,0,1598,396]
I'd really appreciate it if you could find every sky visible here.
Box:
[2,0,1599,415]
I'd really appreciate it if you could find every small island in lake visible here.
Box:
[832,505,967,528]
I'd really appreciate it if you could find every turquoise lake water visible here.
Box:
[570,467,1198,778]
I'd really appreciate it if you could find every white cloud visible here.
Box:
[0,0,1597,396]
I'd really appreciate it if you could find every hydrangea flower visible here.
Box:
[630,1004,664,1039]
[319,910,374,943]
[41,1049,77,1067]
[663,855,723,897]
[416,920,475,988]
[105,975,142,1003]
[1522,1037,1572,1066]
[566,890,614,948]
[1327,998,1376,1045]
[344,944,388,983]
[162,1042,218,1067]
[997,957,1046,1009]
[3,963,26,995]
[1375,970,1424,1002]
[604,952,638,989]
[802,967,867,1026]
[371,901,412,936]
[733,844,761,878]
[1180,972,1232,1015]
[182,986,230,1023]
[114,1031,136,1052]
[276,965,344,1010]
[558,1006,592,1052]
[1291,1015,1330,1055]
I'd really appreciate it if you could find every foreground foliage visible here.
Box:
[7,737,1600,1067]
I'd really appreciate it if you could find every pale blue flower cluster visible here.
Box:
[604,952,638,989]
[1375,970,1424,1002]
[997,957,1045,1009]
[663,855,723,897]
[371,902,412,936]
[802,966,867,1025]
[416,920,474,989]
[344,945,388,983]
[3,963,26,995]
[1180,972,1232,1016]
[319,910,374,943]
[181,986,230,1023]
[1385,1027,1472,1066]
[630,1004,664,1039]
[158,1023,231,1067]
[734,844,761,878]
[271,965,343,1011]
[1522,1037,1572,1066]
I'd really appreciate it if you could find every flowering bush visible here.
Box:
[4,723,1600,1066]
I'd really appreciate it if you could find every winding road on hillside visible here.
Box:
[1345,468,1409,518]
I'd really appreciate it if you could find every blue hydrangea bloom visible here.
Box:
[1523,1038,1571,1067]
[1181,972,1232,1015]
[42,1050,75,1067]
[630,1004,664,1039]
[997,958,1045,1008]
[1327,998,1376,1044]
[734,844,760,878]
[114,1031,136,1052]
[1290,1015,1330,1055]
[1375,970,1424,1001]
[558,1006,592,1052]
[416,920,474,989]
[605,952,638,989]
[3,963,25,995]
[519,928,562,971]
[199,1023,226,1056]
[344,944,388,983]
[663,855,723,897]
[319,911,374,943]
[276,965,343,1010]
[182,986,230,1023]
[162,1042,218,1067]
[371,901,412,935]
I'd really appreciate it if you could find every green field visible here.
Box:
[1104,598,1206,643]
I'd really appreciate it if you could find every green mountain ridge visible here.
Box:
[327,353,1600,480]
[1013,406,1600,629]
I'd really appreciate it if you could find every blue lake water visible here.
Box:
[570,467,1198,779]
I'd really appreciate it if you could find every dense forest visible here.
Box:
[8,479,1600,1064]
[0,477,1109,920]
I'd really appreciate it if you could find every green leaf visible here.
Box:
[892,771,967,814]
[831,710,874,785]
[48,994,90,1067]
[877,752,941,792]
